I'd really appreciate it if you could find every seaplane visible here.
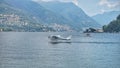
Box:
[48,35,72,44]
[48,35,72,40]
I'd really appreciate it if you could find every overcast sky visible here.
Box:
[33,0,120,16]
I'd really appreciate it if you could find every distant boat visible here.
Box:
[83,33,91,37]
[86,33,90,36]
[48,35,72,40]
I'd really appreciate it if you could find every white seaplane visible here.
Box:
[48,35,72,40]
[48,35,72,43]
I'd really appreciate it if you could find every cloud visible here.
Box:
[99,0,120,8]
[101,9,105,13]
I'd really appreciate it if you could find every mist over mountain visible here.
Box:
[92,11,120,25]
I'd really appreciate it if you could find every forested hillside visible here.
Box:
[103,14,120,32]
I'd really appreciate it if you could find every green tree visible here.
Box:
[117,15,120,20]
[103,14,120,32]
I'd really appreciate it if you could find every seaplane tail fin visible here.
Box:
[66,35,72,40]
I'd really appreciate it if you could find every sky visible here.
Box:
[33,0,120,16]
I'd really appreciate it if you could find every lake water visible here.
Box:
[0,32,120,68]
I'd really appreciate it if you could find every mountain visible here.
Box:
[5,0,69,24]
[103,14,120,32]
[0,0,100,32]
[0,0,56,32]
[92,11,120,25]
[39,1,100,30]
[3,0,74,31]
